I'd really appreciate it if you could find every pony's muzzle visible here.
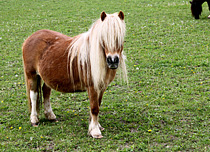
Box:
[106,55,119,69]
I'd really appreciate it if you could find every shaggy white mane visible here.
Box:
[68,12,127,91]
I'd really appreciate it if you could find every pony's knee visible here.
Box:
[28,75,41,91]
[91,107,99,116]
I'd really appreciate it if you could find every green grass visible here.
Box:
[1,0,210,151]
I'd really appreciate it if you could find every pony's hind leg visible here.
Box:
[42,83,57,121]
[25,74,41,126]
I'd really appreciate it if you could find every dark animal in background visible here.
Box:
[190,0,210,19]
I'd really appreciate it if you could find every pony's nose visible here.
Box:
[106,55,119,69]
[107,56,119,64]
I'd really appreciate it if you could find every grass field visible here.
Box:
[0,0,210,151]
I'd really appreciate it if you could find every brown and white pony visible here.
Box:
[22,11,127,138]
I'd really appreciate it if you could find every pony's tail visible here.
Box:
[23,64,31,112]
[36,75,42,115]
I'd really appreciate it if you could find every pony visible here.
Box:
[190,0,210,19]
[22,11,127,138]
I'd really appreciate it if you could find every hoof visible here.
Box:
[30,115,39,127]
[49,119,58,122]
[31,122,39,127]
[44,112,56,120]
[89,128,103,138]
[89,131,103,138]
[92,134,103,139]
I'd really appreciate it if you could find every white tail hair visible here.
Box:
[68,12,127,91]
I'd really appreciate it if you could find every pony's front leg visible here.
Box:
[88,86,103,138]
[42,83,57,121]
[98,90,106,131]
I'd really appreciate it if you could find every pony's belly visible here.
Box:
[52,83,87,93]
[43,77,87,93]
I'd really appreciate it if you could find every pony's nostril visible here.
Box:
[114,56,119,64]
[107,56,112,63]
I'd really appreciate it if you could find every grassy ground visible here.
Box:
[0,0,210,151]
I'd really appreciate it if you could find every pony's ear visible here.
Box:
[118,11,124,20]
[101,11,107,21]
[189,1,192,4]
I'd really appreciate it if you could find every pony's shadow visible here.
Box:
[39,118,58,124]
[38,114,88,129]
